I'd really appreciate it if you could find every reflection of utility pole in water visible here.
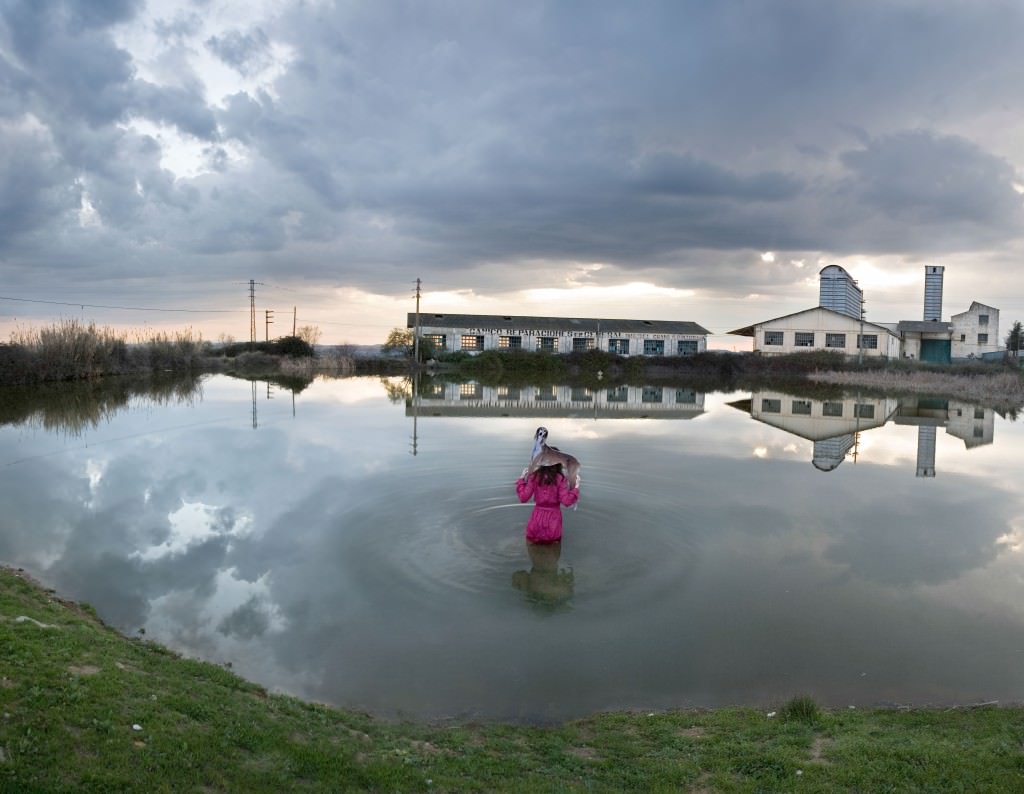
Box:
[410,373,419,455]
[848,391,862,463]
[251,379,258,429]
[916,425,937,477]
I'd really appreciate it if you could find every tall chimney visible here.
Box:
[923,265,944,321]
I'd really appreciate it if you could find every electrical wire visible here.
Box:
[0,295,244,313]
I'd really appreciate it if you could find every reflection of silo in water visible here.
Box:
[812,434,856,471]
[916,425,937,477]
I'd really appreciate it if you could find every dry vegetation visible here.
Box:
[278,350,356,378]
[2,319,206,385]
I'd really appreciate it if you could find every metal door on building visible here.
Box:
[920,339,951,364]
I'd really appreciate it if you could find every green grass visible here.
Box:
[3,567,1024,792]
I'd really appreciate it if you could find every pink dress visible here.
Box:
[515,473,580,543]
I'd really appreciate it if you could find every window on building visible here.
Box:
[677,340,699,356]
[606,386,629,402]
[794,332,814,347]
[426,383,446,398]
[974,426,984,438]
[676,389,697,404]
[643,339,665,356]
[961,334,966,342]
[498,335,522,350]
[974,407,985,419]
[856,334,878,349]
[979,314,989,325]
[497,386,520,400]
[536,336,558,353]
[822,401,844,417]
[764,331,784,346]
[535,386,556,401]
[571,387,593,402]
[608,338,629,355]
[978,333,989,344]
[572,337,595,352]
[855,403,875,419]
[642,387,663,403]
[424,334,446,351]
[792,400,812,415]
[459,383,482,400]
[460,335,483,351]
[825,333,846,348]
[761,398,782,413]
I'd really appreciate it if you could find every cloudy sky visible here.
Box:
[2,0,1023,348]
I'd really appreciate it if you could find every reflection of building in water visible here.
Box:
[895,398,995,477]
[812,435,857,472]
[732,391,996,475]
[729,391,899,472]
[916,426,936,478]
[406,382,705,419]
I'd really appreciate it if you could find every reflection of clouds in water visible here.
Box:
[135,502,251,561]
[4,377,1024,719]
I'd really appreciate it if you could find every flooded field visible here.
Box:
[2,374,1023,721]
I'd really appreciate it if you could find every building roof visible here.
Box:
[407,313,710,335]
[897,320,953,333]
[727,306,897,337]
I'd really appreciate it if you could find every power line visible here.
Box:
[0,294,243,313]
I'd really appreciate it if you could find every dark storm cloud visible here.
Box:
[133,79,218,139]
[831,131,1024,251]
[205,27,271,76]
[0,124,80,241]
[1,0,1023,311]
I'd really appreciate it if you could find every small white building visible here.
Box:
[407,313,710,357]
[951,301,999,359]
[728,307,901,358]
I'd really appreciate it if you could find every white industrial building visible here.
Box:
[729,306,901,359]
[730,265,1001,363]
[407,313,710,357]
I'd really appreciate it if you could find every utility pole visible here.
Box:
[250,280,257,346]
[413,277,421,364]
[247,279,266,349]
[858,291,866,366]
[265,309,274,341]
[293,306,297,337]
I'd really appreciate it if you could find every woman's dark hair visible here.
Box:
[535,463,563,486]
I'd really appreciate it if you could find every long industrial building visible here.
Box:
[406,313,710,357]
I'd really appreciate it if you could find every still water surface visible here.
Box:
[2,375,1023,721]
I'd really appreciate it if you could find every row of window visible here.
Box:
[763,331,879,349]
[427,334,700,355]
[443,384,699,404]
[761,398,877,418]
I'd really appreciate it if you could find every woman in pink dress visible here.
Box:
[515,463,580,543]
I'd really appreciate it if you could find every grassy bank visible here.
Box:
[2,567,1023,792]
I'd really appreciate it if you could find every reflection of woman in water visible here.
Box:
[512,540,575,608]
[515,463,580,543]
